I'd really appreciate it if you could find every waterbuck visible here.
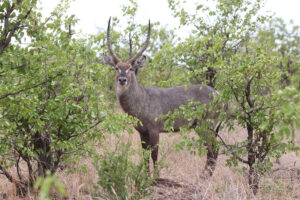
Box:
[103,18,220,176]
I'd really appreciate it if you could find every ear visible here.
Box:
[132,55,146,69]
[102,53,115,67]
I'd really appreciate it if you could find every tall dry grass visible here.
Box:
[1,128,299,200]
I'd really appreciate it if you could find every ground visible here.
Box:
[0,127,299,200]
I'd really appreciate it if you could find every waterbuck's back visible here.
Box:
[139,84,217,132]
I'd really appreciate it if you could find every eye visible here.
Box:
[114,67,119,71]
[129,68,134,71]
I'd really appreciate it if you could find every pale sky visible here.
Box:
[41,0,300,35]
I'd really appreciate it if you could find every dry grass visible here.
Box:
[1,128,299,200]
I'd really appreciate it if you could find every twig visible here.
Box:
[0,164,14,183]
[271,166,300,173]
[245,76,254,108]
[129,32,133,58]
[16,155,23,183]
[210,127,249,164]
[0,4,32,54]
[0,73,62,100]
[67,120,103,140]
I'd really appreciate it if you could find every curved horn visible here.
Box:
[107,17,120,64]
[127,20,151,64]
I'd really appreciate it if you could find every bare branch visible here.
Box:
[16,155,23,183]
[245,76,254,108]
[68,23,73,38]
[0,73,62,100]
[271,166,300,173]
[44,62,50,100]
[0,164,14,182]
[0,163,25,195]
[67,120,102,140]
[129,32,133,58]
[227,80,246,111]
[0,5,32,54]
[11,64,27,70]
[210,127,249,164]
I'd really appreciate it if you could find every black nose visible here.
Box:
[118,77,127,85]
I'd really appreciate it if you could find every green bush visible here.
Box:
[94,141,155,200]
[34,171,66,200]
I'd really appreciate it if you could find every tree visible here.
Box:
[164,0,300,194]
[168,0,264,86]
[164,0,267,176]
[0,0,135,195]
[256,17,300,89]
[214,40,300,194]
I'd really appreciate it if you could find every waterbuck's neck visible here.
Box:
[116,74,147,117]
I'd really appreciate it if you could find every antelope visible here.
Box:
[103,17,220,176]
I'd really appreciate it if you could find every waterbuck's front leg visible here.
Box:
[139,130,160,177]
[139,131,150,171]
[149,130,159,177]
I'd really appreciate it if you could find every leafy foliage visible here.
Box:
[34,171,66,200]
[164,0,300,194]
[0,0,136,195]
[94,141,154,200]
[0,0,299,197]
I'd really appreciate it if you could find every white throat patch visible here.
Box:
[116,82,128,96]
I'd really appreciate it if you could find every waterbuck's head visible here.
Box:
[103,17,151,93]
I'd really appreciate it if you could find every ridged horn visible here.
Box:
[107,17,121,64]
[127,20,151,64]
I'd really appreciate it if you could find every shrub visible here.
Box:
[94,141,155,200]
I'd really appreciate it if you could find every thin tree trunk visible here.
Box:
[247,123,259,194]
[249,165,259,195]
[204,136,219,176]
